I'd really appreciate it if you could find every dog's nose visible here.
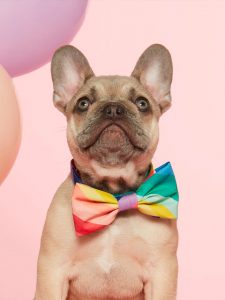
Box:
[104,103,125,118]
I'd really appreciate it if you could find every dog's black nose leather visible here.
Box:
[104,103,125,118]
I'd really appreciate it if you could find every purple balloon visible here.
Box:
[0,0,88,77]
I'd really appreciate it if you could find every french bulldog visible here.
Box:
[35,44,178,300]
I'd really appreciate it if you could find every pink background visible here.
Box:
[0,1,225,299]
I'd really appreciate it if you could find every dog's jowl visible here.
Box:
[35,44,179,300]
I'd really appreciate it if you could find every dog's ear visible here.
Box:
[51,45,94,113]
[131,44,173,114]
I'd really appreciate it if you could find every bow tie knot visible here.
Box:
[118,193,138,212]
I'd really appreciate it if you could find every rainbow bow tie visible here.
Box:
[71,161,179,236]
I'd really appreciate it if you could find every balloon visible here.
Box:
[0,0,88,77]
[0,65,21,184]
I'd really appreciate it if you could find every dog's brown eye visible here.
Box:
[77,97,90,111]
[135,97,149,112]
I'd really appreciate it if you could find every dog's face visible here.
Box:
[51,44,173,193]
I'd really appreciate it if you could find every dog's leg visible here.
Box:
[34,176,75,300]
[144,255,178,300]
[34,255,69,300]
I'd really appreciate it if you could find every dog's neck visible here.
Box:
[71,160,152,194]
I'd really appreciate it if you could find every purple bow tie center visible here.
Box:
[118,193,138,212]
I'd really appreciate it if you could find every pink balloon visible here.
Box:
[0,0,88,77]
[0,65,21,183]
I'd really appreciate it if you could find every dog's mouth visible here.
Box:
[78,121,147,152]
[94,124,132,151]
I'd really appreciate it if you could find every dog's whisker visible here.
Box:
[55,127,67,133]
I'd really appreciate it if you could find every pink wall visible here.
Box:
[0,1,225,299]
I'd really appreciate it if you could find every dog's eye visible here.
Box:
[135,97,149,112]
[77,97,90,111]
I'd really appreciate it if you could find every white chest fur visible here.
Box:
[95,224,121,274]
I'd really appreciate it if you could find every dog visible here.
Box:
[35,44,178,300]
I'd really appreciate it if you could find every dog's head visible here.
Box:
[51,44,173,193]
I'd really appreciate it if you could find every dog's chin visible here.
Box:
[87,124,141,165]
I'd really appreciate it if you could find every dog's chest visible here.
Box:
[67,212,175,299]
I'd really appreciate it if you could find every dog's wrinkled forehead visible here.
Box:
[66,75,159,113]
